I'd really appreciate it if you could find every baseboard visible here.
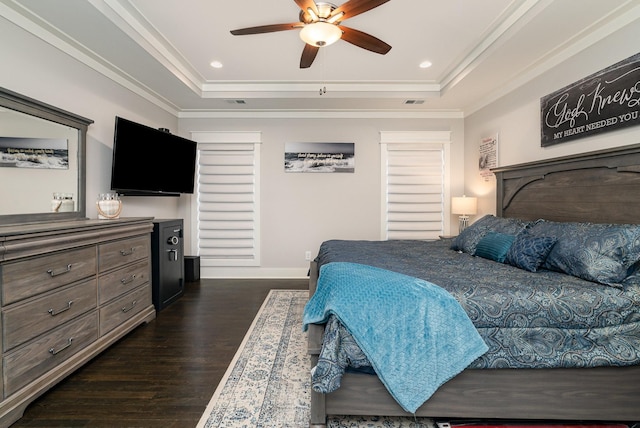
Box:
[200,266,309,279]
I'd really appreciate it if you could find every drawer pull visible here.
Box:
[47,264,72,277]
[120,247,136,256]
[122,300,137,313]
[49,338,73,355]
[120,274,137,284]
[48,300,73,316]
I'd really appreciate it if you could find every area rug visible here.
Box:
[196,289,434,428]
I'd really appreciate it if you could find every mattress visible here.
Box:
[314,238,640,369]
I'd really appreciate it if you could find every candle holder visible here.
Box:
[97,192,122,219]
[51,193,74,213]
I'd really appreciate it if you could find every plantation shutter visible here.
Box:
[380,131,451,240]
[191,132,261,267]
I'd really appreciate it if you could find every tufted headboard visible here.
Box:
[492,143,640,225]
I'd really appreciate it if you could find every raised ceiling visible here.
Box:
[1,0,638,116]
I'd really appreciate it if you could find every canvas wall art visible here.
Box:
[285,142,355,173]
[0,136,69,169]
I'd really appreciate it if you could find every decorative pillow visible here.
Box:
[505,234,557,272]
[474,231,516,263]
[451,215,531,255]
[527,219,640,287]
[450,224,488,255]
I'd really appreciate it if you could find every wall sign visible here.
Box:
[479,134,498,182]
[540,52,640,147]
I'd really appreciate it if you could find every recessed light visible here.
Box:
[210,61,223,69]
[419,60,432,69]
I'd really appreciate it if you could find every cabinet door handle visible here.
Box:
[122,300,137,313]
[120,247,135,256]
[48,300,73,316]
[49,338,73,355]
[120,274,137,284]
[47,264,72,277]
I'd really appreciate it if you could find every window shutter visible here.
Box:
[191,132,261,267]
[380,131,450,240]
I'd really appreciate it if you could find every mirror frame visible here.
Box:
[0,87,93,225]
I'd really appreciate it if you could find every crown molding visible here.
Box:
[178,109,464,119]
[4,0,637,119]
[464,0,640,116]
[0,0,181,116]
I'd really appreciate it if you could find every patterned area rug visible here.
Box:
[196,289,434,428]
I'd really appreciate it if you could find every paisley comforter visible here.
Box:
[313,239,640,371]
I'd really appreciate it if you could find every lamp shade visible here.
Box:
[299,22,342,47]
[451,196,477,215]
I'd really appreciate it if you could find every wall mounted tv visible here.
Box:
[110,116,197,196]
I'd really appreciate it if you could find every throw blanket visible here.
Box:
[302,262,488,414]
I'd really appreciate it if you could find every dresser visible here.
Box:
[0,217,156,427]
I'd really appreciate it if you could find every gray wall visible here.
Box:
[464,18,640,218]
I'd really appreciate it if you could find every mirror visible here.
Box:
[0,87,93,225]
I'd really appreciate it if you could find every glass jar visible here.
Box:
[97,192,122,219]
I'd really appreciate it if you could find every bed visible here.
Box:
[305,144,640,426]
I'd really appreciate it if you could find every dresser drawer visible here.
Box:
[3,311,98,397]
[98,259,150,305]
[99,285,151,335]
[98,235,149,273]
[1,246,97,305]
[3,278,97,351]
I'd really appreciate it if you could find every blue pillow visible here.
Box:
[506,235,557,272]
[451,215,530,255]
[527,219,640,287]
[474,231,515,263]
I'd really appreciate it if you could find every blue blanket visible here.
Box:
[302,262,488,413]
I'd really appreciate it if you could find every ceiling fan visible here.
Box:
[230,0,392,68]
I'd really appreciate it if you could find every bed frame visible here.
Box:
[307,143,640,426]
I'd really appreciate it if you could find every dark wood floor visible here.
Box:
[11,278,308,428]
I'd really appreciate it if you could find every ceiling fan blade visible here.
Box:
[330,0,390,21]
[340,26,391,55]
[230,23,302,36]
[293,0,318,16]
[300,44,320,68]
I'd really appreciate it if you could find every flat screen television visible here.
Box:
[110,116,197,196]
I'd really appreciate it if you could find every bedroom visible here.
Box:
[1,0,640,426]
[1,0,639,274]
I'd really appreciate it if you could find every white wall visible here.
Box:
[0,16,186,226]
[180,117,465,277]
[464,19,640,218]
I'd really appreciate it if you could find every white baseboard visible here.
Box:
[200,266,309,279]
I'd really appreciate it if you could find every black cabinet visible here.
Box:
[151,219,185,311]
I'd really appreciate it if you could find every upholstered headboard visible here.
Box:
[492,143,640,225]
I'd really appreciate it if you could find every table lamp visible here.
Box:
[452,195,477,234]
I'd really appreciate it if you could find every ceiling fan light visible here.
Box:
[327,11,344,24]
[299,22,342,47]
[306,7,319,21]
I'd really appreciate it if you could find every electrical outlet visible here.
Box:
[305,250,311,260]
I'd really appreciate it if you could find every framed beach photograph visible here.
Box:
[0,136,69,169]
[284,142,355,173]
